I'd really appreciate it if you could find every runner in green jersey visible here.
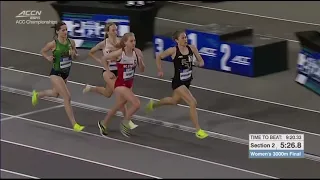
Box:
[31,22,84,132]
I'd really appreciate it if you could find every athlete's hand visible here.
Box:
[139,63,145,73]
[107,71,116,79]
[194,61,204,67]
[157,71,164,78]
[198,61,204,67]
[46,56,54,62]
[70,50,78,59]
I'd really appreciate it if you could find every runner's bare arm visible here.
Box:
[101,49,121,74]
[88,41,105,64]
[40,40,55,62]
[189,45,204,67]
[134,48,145,72]
[101,49,122,63]
[70,39,78,60]
[155,47,176,72]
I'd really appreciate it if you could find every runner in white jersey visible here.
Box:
[83,22,138,130]
[103,38,118,74]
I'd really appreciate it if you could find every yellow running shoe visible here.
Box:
[128,120,138,130]
[98,121,108,136]
[73,123,85,132]
[196,129,208,139]
[32,90,39,106]
[145,99,154,113]
[120,121,131,138]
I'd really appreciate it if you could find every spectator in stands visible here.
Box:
[126,1,155,7]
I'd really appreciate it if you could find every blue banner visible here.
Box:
[249,150,304,158]
[186,30,220,70]
[61,13,130,48]
[153,35,176,62]
[296,48,320,95]
[153,30,254,76]
[217,42,253,76]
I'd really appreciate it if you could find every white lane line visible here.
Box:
[3,85,320,163]
[156,17,203,26]
[0,169,39,179]
[1,104,64,122]
[1,113,278,179]
[2,67,320,138]
[2,46,319,114]
[1,84,249,146]
[167,1,320,26]
[1,139,161,179]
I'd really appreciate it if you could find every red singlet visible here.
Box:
[114,49,138,89]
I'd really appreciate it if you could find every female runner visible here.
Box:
[83,22,138,130]
[32,22,85,132]
[98,32,145,137]
[145,30,208,139]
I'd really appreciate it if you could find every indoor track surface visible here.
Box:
[1,1,320,179]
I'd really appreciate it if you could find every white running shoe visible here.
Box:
[83,84,92,94]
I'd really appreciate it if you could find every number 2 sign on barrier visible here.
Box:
[188,32,231,71]
[153,30,254,76]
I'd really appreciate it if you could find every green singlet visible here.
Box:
[52,38,72,73]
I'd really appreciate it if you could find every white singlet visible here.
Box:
[116,50,138,82]
[102,38,118,71]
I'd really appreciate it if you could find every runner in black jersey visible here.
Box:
[145,30,208,139]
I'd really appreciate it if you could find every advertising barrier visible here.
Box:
[295,31,320,95]
[62,13,130,48]
[153,32,254,76]
[52,1,162,50]
[296,48,320,95]
[154,24,287,77]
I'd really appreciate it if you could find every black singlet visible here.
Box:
[172,45,194,82]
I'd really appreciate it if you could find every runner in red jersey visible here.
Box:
[98,32,145,137]
[83,22,138,130]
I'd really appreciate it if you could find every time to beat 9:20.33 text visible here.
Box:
[248,134,304,159]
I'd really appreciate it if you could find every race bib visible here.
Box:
[180,69,192,81]
[109,62,117,71]
[123,68,135,80]
[60,56,72,69]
